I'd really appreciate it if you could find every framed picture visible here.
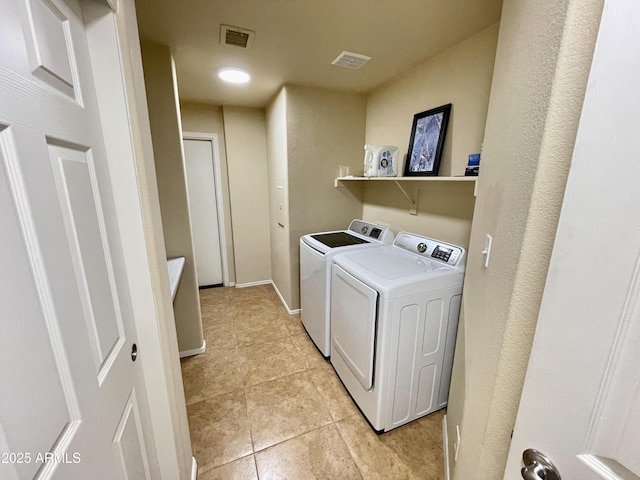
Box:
[404,103,452,176]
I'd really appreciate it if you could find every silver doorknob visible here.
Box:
[521,449,561,480]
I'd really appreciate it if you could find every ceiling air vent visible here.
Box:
[331,51,372,70]
[220,25,255,49]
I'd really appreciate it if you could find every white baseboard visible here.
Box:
[271,280,300,315]
[442,414,451,480]
[191,456,197,480]
[235,279,272,288]
[179,339,206,358]
[232,279,301,315]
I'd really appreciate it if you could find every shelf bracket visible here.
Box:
[393,180,419,215]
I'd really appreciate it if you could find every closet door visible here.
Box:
[330,264,378,390]
[183,138,223,287]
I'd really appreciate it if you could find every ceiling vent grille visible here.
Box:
[331,51,372,70]
[220,25,255,49]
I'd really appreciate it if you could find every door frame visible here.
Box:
[82,0,192,477]
[182,131,230,286]
[503,0,640,477]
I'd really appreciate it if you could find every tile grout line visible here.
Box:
[227,287,311,477]
[235,286,335,459]
[195,289,257,476]
[332,416,367,480]
[229,293,260,470]
[195,289,292,455]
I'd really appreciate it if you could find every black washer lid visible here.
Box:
[310,231,370,248]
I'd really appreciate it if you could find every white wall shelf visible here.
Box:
[334,176,477,215]
[334,175,477,185]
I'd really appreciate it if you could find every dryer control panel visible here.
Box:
[348,219,395,243]
[394,232,466,268]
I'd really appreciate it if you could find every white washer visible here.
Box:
[300,220,394,357]
[330,232,466,432]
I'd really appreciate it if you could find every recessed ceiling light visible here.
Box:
[218,67,250,84]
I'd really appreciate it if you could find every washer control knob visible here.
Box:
[417,243,427,253]
[361,226,369,235]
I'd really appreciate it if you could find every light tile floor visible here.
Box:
[182,285,445,479]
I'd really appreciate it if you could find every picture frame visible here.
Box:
[403,103,452,176]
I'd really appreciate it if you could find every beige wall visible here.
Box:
[362,25,499,247]
[367,25,498,177]
[361,181,475,248]
[180,104,272,287]
[180,102,236,284]
[140,40,203,353]
[266,85,366,311]
[266,88,291,307]
[285,85,366,310]
[286,85,366,235]
[222,106,272,285]
[448,0,603,478]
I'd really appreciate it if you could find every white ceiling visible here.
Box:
[135,0,503,108]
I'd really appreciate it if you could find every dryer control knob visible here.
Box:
[417,243,427,253]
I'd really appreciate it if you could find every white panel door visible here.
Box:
[504,1,640,478]
[0,0,152,478]
[182,138,223,287]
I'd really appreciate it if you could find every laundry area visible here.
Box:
[131,0,609,478]
[3,0,638,476]
[182,283,446,479]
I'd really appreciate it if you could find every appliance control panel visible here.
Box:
[394,232,465,267]
[348,219,394,243]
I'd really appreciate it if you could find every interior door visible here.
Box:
[182,137,224,287]
[504,1,640,478]
[331,264,378,390]
[0,0,153,478]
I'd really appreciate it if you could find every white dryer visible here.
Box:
[300,220,394,357]
[330,232,465,432]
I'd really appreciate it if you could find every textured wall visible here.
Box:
[361,181,476,248]
[265,85,366,311]
[366,24,499,177]
[180,102,236,284]
[448,0,603,478]
[222,106,272,285]
[285,85,366,310]
[265,89,292,307]
[362,25,498,248]
[140,40,203,353]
